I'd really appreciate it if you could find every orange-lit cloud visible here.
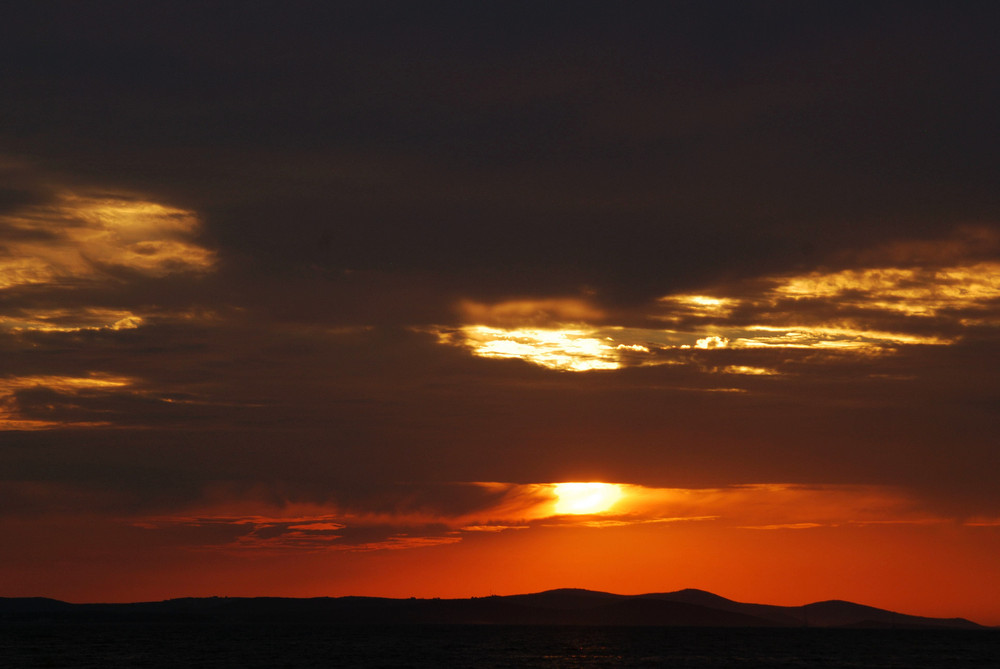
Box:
[435,234,997,373]
[662,258,998,349]
[443,326,626,371]
[724,325,950,350]
[0,373,135,430]
[0,308,143,333]
[552,482,623,514]
[132,481,942,555]
[770,263,1000,316]
[964,517,1000,527]
[658,294,736,318]
[549,483,942,530]
[456,298,606,327]
[0,370,215,431]
[431,299,635,370]
[0,191,214,289]
[0,186,223,430]
[135,507,461,553]
[429,298,663,370]
[716,365,777,376]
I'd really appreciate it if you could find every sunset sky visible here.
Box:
[3,2,1000,624]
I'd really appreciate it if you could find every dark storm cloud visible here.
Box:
[2,1,999,537]
[3,2,998,306]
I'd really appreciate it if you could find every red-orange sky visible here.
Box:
[2,2,1000,625]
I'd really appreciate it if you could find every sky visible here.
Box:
[2,1,1000,624]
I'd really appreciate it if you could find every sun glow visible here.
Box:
[553,482,624,515]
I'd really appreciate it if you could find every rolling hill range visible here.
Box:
[0,589,985,629]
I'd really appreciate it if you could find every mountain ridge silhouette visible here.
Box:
[0,589,986,629]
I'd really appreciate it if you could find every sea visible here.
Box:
[1,622,998,668]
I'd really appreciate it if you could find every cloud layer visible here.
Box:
[2,1,999,622]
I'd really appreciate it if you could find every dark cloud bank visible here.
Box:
[2,1,999,590]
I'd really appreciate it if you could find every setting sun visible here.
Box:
[553,482,623,515]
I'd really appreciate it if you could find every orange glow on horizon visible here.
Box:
[11,505,1000,626]
[5,480,1000,624]
[10,481,994,623]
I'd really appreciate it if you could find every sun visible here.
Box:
[553,482,623,515]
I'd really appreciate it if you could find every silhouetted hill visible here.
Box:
[502,588,623,610]
[639,589,804,626]
[0,597,77,614]
[0,590,985,629]
[799,600,980,629]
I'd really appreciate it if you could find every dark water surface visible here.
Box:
[1,623,998,668]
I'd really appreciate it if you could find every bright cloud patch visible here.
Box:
[658,261,998,349]
[430,299,633,371]
[0,192,214,289]
[771,263,1000,316]
[436,233,996,373]
[454,326,623,371]
[429,298,661,371]
[1,187,221,429]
